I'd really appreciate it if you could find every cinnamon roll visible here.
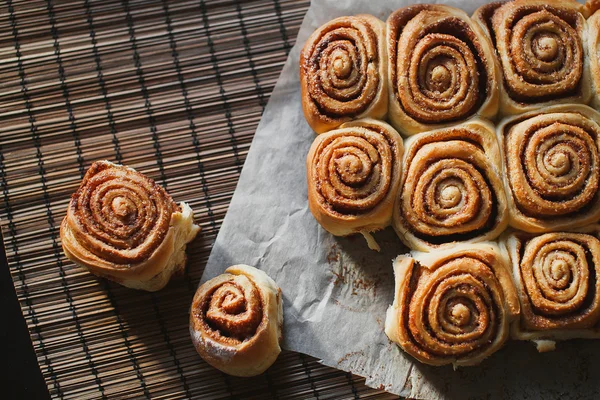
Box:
[393,119,508,252]
[306,119,403,250]
[386,5,499,136]
[190,264,283,377]
[498,105,600,232]
[60,161,200,292]
[300,15,388,134]
[385,242,519,367]
[504,231,600,352]
[473,0,591,116]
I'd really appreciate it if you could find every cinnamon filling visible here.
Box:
[518,233,600,330]
[402,256,505,361]
[400,130,501,245]
[304,16,380,120]
[313,125,399,217]
[491,4,583,102]
[389,8,490,123]
[199,275,264,345]
[68,161,175,265]
[505,114,600,219]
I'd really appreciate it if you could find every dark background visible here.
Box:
[1,236,50,400]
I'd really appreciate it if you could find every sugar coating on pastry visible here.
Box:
[385,242,519,367]
[190,265,283,377]
[503,231,600,351]
[300,14,388,134]
[60,160,200,292]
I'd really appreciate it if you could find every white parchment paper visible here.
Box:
[202,1,600,398]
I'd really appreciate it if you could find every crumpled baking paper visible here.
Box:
[202,1,600,398]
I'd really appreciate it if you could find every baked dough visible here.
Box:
[306,118,403,250]
[385,242,519,367]
[60,160,200,292]
[503,231,600,352]
[497,104,600,232]
[586,4,600,109]
[393,118,508,251]
[300,15,388,133]
[473,0,591,116]
[190,264,283,377]
[386,4,499,136]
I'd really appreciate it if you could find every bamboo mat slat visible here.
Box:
[0,0,399,398]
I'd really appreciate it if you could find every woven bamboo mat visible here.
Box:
[0,0,400,398]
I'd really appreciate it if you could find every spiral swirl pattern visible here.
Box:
[317,132,391,213]
[486,0,587,107]
[386,245,517,366]
[197,274,263,343]
[66,161,176,265]
[510,233,600,334]
[395,122,507,250]
[190,265,282,377]
[307,119,403,238]
[300,15,386,133]
[387,5,497,135]
[502,107,600,232]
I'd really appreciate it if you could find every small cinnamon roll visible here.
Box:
[504,231,600,352]
[498,104,600,232]
[385,242,519,367]
[306,119,403,250]
[387,4,499,136]
[473,0,591,115]
[394,119,508,251]
[190,265,283,377]
[60,161,200,292]
[300,15,388,133]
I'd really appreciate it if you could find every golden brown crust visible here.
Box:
[60,161,200,291]
[473,0,591,115]
[386,4,499,136]
[385,243,519,367]
[306,119,403,244]
[190,265,283,377]
[393,119,508,251]
[300,15,388,134]
[587,7,600,108]
[504,231,600,350]
[498,105,600,232]
[472,2,507,40]
[586,0,600,17]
